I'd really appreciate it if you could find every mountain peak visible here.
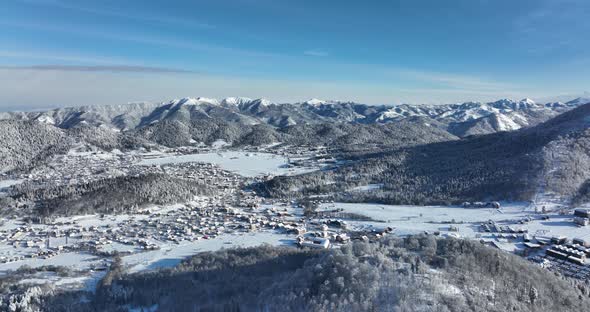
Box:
[221,97,253,106]
[252,98,272,106]
[304,98,327,105]
[520,98,536,105]
[169,97,220,106]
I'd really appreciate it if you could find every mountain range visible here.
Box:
[2,96,590,206]
[1,96,587,137]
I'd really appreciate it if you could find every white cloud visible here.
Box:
[18,0,215,29]
[304,49,329,57]
[0,50,129,65]
[0,20,281,59]
[0,65,194,74]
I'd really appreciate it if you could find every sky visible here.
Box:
[0,0,589,111]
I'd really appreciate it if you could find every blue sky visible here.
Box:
[0,0,589,110]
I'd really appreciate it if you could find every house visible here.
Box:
[574,217,589,226]
[574,208,590,218]
[548,245,587,264]
[523,233,532,242]
[300,237,330,249]
[524,242,542,249]
[573,238,590,248]
[462,201,501,208]
[551,236,568,245]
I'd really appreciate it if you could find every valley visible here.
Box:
[1,97,590,311]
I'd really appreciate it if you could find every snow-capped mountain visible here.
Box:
[169,97,220,106]
[373,98,584,136]
[221,97,254,106]
[303,98,328,106]
[0,97,587,137]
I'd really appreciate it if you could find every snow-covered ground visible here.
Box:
[139,151,316,177]
[0,200,300,291]
[350,184,384,192]
[124,231,291,273]
[0,179,23,189]
[318,202,590,246]
[0,252,100,272]
[0,229,293,290]
[0,179,23,197]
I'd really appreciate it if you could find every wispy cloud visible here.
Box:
[18,0,215,29]
[0,19,281,59]
[304,49,329,57]
[0,50,131,65]
[0,65,195,74]
[398,69,515,92]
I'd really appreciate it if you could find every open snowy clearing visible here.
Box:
[139,151,316,177]
[318,202,590,246]
[124,231,292,273]
[0,179,23,197]
[0,179,23,189]
[0,252,100,272]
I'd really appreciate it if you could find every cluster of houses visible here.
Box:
[13,148,137,189]
[0,144,352,270]
[2,172,367,265]
[462,201,501,209]
[1,190,312,263]
[528,237,590,279]
[546,244,587,265]
[524,235,590,279]
[0,223,76,263]
[479,220,528,234]
[471,209,590,280]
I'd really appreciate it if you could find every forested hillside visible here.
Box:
[0,120,71,173]
[16,173,215,217]
[11,236,585,312]
[261,103,590,205]
[132,118,457,149]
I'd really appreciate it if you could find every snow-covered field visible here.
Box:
[0,252,100,272]
[0,179,22,189]
[350,184,383,192]
[0,179,23,197]
[124,231,291,273]
[318,202,590,246]
[139,151,315,177]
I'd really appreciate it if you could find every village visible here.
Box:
[0,143,353,282]
[312,198,590,280]
[1,143,590,291]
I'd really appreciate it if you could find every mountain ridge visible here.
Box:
[260,103,590,206]
[0,97,587,138]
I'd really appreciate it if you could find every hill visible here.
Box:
[15,236,587,312]
[0,120,71,173]
[260,103,590,205]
